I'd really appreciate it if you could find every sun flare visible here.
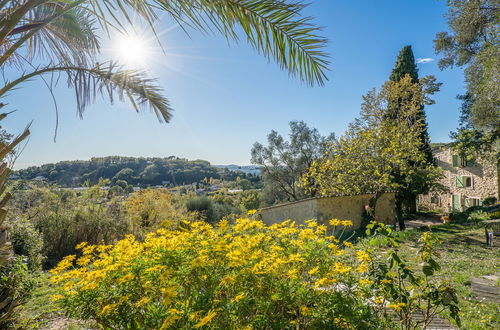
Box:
[114,34,152,67]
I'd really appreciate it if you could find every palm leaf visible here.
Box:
[0,62,172,122]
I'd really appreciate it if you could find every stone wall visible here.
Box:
[419,147,499,212]
[258,198,318,225]
[259,193,396,229]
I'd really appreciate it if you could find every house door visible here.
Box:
[452,194,460,212]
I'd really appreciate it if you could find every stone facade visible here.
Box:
[419,146,499,212]
[259,193,396,229]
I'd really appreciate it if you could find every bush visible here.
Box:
[51,219,459,329]
[8,217,44,271]
[125,189,195,238]
[8,185,131,268]
[51,219,383,329]
[0,257,35,326]
[482,197,497,206]
[185,196,216,223]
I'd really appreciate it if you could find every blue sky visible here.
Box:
[5,0,465,169]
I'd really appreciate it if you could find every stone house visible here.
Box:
[419,146,499,212]
[258,193,396,229]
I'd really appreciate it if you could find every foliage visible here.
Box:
[303,76,443,228]
[1,0,329,127]
[12,156,255,187]
[185,195,240,224]
[50,219,377,329]
[0,114,30,325]
[449,127,499,161]
[0,257,35,327]
[434,0,499,150]
[50,218,462,329]
[125,189,195,238]
[449,204,500,223]
[237,190,261,212]
[8,184,131,268]
[388,45,436,166]
[362,223,460,329]
[251,121,335,205]
[8,217,44,271]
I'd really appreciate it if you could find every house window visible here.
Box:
[456,175,473,188]
[452,154,474,168]
[460,157,467,167]
[464,197,481,208]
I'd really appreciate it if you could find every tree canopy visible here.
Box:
[13,156,260,187]
[434,0,499,155]
[303,76,443,229]
[251,121,335,205]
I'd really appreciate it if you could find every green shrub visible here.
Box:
[8,185,131,269]
[489,210,500,220]
[482,197,497,206]
[0,257,35,326]
[8,217,44,271]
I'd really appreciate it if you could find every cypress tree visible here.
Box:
[389,45,433,164]
[389,45,434,224]
[390,45,419,84]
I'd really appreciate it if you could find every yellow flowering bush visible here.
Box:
[51,218,385,329]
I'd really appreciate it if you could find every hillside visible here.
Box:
[13,156,260,187]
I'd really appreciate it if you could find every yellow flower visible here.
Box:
[194,310,217,328]
[160,309,183,329]
[51,294,64,302]
[99,304,116,316]
[232,292,245,303]
[308,267,319,275]
[388,302,406,311]
[136,297,150,307]
[329,219,341,226]
[300,306,310,315]
[247,209,257,215]
[341,220,353,227]
[356,251,371,263]
[359,279,374,285]
[75,242,88,250]
[343,241,354,248]
[333,262,351,274]
[356,263,368,273]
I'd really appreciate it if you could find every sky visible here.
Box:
[4,0,466,169]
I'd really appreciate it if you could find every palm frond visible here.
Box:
[2,1,98,67]
[0,62,172,122]
[95,0,330,86]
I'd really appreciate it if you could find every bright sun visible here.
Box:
[115,34,151,67]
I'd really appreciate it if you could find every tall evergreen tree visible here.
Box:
[390,45,419,83]
[388,45,436,221]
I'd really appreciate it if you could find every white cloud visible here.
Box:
[416,57,434,64]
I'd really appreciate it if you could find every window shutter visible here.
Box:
[456,176,464,188]
[452,155,458,167]
[464,198,470,208]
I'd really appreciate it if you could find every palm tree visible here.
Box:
[0,1,329,322]
[0,0,330,123]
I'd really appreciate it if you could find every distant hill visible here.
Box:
[13,156,260,187]
[215,164,261,176]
